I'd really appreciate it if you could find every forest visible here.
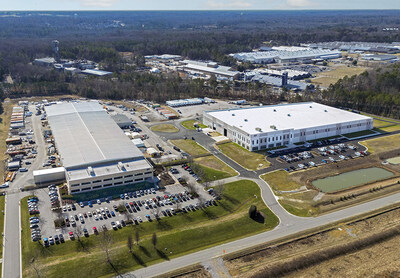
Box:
[0,10,400,118]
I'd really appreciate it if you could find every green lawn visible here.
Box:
[0,196,5,259]
[150,124,179,133]
[21,181,279,277]
[373,118,394,128]
[343,129,377,139]
[217,142,270,171]
[193,156,237,181]
[374,125,400,133]
[181,120,207,130]
[171,139,209,157]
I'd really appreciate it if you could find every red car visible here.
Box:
[69,231,74,239]
[93,227,98,234]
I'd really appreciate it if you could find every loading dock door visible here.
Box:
[224,129,227,136]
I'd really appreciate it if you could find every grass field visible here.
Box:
[21,181,279,277]
[171,139,209,156]
[343,130,377,139]
[374,125,400,133]
[361,112,400,124]
[217,142,270,171]
[311,66,368,87]
[373,118,395,128]
[0,196,5,259]
[0,99,14,180]
[193,155,237,181]
[261,170,301,192]
[360,134,400,154]
[261,171,319,217]
[150,124,179,133]
[181,120,207,130]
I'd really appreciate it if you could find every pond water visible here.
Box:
[312,167,394,193]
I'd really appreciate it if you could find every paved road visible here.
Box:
[125,118,400,277]
[2,108,46,278]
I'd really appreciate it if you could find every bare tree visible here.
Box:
[152,232,157,249]
[73,225,87,250]
[214,182,225,199]
[127,235,133,253]
[30,249,42,278]
[135,229,140,245]
[151,206,161,220]
[100,229,119,275]
[174,201,181,212]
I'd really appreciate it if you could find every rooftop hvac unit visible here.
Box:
[324,110,328,112]
[270,125,277,130]
[87,166,95,176]
[255,127,262,132]
[273,109,277,112]
[244,119,248,122]
[118,162,126,171]
[232,113,235,116]
[309,105,312,108]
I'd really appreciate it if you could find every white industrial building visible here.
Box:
[33,168,66,185]
[203,102,373,151]
[178,60,240,80]
[44,101,153,194]
[231,48,342,64]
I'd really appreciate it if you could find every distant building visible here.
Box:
[80,69,113,76]
[179,60,240,80]
[361,54,398,61]
[33,57,55,67]
[231,48,342,64]
[203,102,373,151]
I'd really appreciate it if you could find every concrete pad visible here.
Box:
[213,136,230,143]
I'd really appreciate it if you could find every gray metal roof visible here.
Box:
[46,101,143,169]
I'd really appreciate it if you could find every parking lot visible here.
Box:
[269,138,368,172]
[30,182,214,245]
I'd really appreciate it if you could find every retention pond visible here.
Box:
[312,167,394,193]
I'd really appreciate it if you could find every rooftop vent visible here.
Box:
[270,125,277,130]
[255,127,262,132]
[287,114,291,117]
[232,113,235,116]
[87,166,95,176]
[309,105,312,108]
[118,162,126,171]
[244,119,248,122]
[273,109,277,112]
[324,110,328,112]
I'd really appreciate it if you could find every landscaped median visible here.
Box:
[171,139,237,181]
[21,181,279,277]
[261,170,319,217]
[150,124,179,133]
[216,142,270,171]
[181,120,207,130]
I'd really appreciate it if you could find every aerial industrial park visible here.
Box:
[0,7,400,278]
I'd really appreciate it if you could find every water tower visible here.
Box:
[51,40,60,62]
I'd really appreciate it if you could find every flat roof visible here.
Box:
[67,158,151,182]
[205,102,372,135]
[81,69,112,76]
[46,101,143,169]
[33,167,66,176]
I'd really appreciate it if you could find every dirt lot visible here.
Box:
[225,205,400,278]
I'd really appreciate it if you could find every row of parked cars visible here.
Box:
[48,184,60,209]
[28,197,41,241]
[279,151,314,163]
[43,233,65,246]
[181,164,201,182]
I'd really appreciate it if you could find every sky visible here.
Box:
[2,0,400,11]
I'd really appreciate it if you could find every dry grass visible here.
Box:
[226,205,400,278]
[171,139,209,156]
[261,170,301,192]
[375,125,400,133]
[217,142,270,171]
[150,124,179,133]
[311,65,368,87]
[194,156,237,177]
[0,99,15,180]
[360,134,400,153]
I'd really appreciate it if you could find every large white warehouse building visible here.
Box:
[203,102,373,151]
[45,101,153,194]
